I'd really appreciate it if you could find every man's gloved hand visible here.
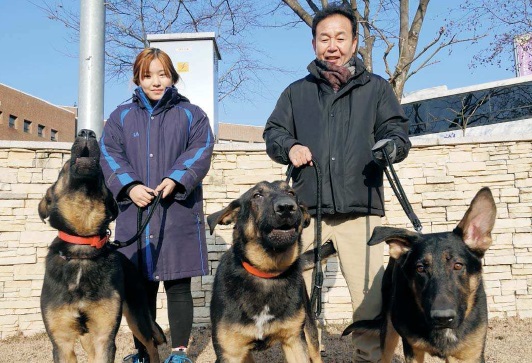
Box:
[372,138,397,167]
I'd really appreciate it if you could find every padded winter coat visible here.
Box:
[100,86,214,281]
[264,58,411,216]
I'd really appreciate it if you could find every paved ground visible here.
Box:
[2,317,531,362]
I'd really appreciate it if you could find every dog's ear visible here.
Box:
[39,163,68,222]
[207,199,241,235]
[300,203,311,228]
[368,226,419,260]
[455,187,496,257]
[38,186,54,222]
[106,192,119,221]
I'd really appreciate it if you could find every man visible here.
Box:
[263,4,411,362]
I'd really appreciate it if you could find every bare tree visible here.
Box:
[280,0,480,99]
[450,0,532,75]
[35,0,280,102]
[433,92,491,136]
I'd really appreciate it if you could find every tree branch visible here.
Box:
[305,0,320,13]
[282,0,314,26]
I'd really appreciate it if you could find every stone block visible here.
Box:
[14,263,45,281]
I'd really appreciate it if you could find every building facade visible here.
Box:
[402,75,532,138]
[217,122,264,143]
[0,83,76,142]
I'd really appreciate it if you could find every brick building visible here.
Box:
[0,83,76,142]
[217,122,264,143]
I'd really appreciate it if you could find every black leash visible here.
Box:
[382,149,422,233]
[106,193,163,250]
[286,160,323,319]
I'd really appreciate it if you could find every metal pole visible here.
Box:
[77,0,105,137]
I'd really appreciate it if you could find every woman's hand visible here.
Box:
[129,184,156,208]
[155,178,177,199]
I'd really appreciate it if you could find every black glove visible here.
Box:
[372,138,397,167]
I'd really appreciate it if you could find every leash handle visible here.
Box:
[107,193,163,249]
[286,160,324,319]
[382,149,422,233]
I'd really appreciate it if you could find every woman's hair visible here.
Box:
[132,48,179,86]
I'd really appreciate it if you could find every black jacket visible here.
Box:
[263,58,411,216]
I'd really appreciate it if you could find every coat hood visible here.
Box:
[133,86,190,115]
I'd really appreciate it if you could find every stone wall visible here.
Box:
[0,136,531,339]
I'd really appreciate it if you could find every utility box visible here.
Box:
[147,32,221,136]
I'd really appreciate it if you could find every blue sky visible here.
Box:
[0,1,516,126]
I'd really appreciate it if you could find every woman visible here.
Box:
[100,48,214,363]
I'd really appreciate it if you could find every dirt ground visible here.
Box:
[1,317,531,362]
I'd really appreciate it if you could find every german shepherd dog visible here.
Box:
[343,187,497,363]
[207,180,323,363]
[38,129,166,363]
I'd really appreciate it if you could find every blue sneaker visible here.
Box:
[164,351,193,363]
[123,353,149,363]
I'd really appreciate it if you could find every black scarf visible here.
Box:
[315,57,356,92]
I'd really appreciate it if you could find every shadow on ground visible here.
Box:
[1,318,531,362]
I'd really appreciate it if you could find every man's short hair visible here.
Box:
[312,4,357,40]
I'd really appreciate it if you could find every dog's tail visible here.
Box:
[300,241,336,270]
[342,318,382,337]
[152,321,166,345]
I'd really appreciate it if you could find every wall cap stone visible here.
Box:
[0,141,72,150]
[410,134,532,147]
[2,134,531,152]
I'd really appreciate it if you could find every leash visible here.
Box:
[286,159,323,319]
[107,192,163,250]
[382,148,422,233]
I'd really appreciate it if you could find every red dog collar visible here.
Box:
[242,261,284,279]
[58,231,109,249]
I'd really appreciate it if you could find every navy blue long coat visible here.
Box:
[100,86,214,281]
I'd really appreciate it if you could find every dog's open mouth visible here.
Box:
[75,156,95,164]
[71,145,99,174]
[74,146,98,164]
[75,146,91,162]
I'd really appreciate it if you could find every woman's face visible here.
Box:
[139,58,173,101]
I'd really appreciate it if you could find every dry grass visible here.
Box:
[1,317,531,362]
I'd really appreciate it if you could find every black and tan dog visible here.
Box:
[38,129,165,363]
[343,187,497,363]
[207,180,323,362]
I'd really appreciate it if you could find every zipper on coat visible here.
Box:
[195,213,206,275]
[144,110,154,279]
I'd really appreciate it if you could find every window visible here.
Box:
[9,115,17,128]
[38,124,45,137]
[403,80,532,136]
[51,129,58,141]
[24,120,32,133]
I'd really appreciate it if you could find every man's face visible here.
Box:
[312,14,357,67]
